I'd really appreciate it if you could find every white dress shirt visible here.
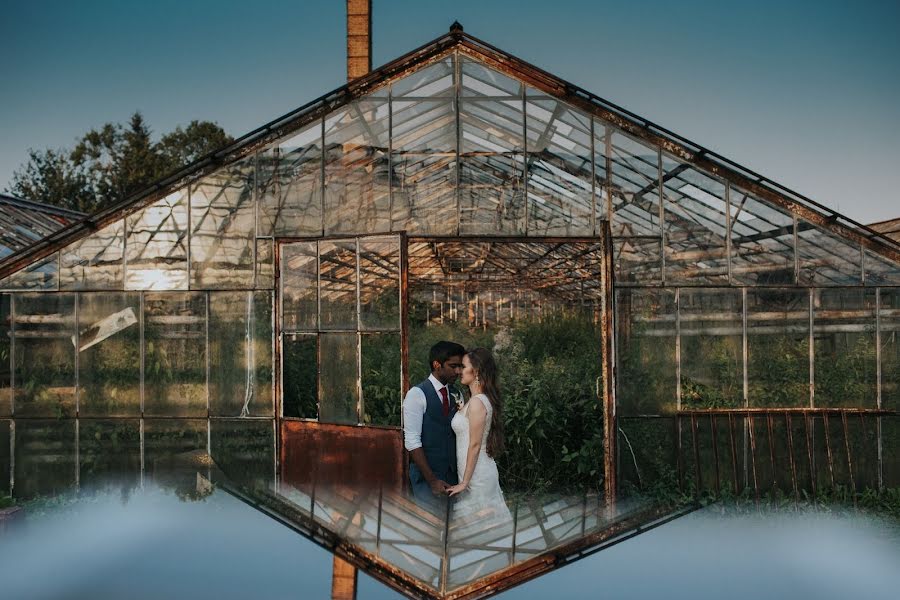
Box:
[402,374,447,451]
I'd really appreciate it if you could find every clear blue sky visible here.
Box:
[1,0,898,223]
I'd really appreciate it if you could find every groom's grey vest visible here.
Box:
[415,379,457,483]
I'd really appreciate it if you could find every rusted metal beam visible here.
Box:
[600,222,617,507]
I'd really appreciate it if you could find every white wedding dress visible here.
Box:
[451,394,512,523]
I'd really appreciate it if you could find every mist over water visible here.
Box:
[2,486,898,599]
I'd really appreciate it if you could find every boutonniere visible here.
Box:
[452,390,464,411]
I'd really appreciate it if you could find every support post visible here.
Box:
[600,222,617,509]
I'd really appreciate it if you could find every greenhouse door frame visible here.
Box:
[273,227,617,501]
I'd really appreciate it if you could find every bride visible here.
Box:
[446,348,511,523]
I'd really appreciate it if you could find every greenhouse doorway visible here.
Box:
[275,233,615,498]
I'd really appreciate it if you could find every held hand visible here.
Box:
[446,481,468,497]
[430,479,450,496]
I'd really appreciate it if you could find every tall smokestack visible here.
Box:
[347,0,372,81]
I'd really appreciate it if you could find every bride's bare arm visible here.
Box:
[448,398,487,497]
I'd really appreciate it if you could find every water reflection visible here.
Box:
[0,416,662,597]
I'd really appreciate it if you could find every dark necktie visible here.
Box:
[440,387,450,417]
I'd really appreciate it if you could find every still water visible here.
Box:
[1,485,898,600]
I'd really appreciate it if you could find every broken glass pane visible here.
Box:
[77,292,141,417]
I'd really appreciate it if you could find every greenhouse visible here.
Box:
[1,20,898,599]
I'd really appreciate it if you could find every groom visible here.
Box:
[403,340,466,509]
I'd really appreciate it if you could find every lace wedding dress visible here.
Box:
[451,394,512,523]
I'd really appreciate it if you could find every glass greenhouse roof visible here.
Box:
[0,29,898,289]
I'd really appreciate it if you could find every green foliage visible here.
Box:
[362,333,402,426]
[0,495,13,509]
[7,112,232,214]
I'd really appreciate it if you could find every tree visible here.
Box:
[6,112,233,214]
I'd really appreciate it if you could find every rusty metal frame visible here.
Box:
[599,222,617,506]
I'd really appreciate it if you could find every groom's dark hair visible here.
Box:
[428,341,466,372]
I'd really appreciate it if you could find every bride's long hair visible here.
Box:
[466,347,505,458]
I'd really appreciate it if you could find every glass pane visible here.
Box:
[610,132,659,237]
[143,292,207,417]
[60,219,125,290]
[459,97,525,235]
[662,156,728,284]
[0,420,9,496]
[256,237,274,290]
[864,250,900,286]
[525,93,593,236]
[282,333,317,418]
[143,419,208,497]
[280,241,318,331]
[13,293,76,417]
[880,288,900,411]
[798,221,862,286]
[392,56,454,98]
[729,188,795,285]
[77,292,141,417]
[0,295,9,416]
[461,57,520,97]
[210,419,274,490]
[319,240,357,330]
[616,289,676,415]
[125,190,189,290]
[0,253,58,291]
[361,332,401,426]
[258,121,323,237]
[747,289,809,407]
[78,419,141,492]
[813,288,876,407]
[391,97,457,235]
[680,289,743,408]
[884,416,899,488]
[324,98,391,235]
[318,332,358,424]
[359,236,400,331]
[190,159,256,289]
[14,420,76,499]
[612,237,661,284]
[209,291,273,417]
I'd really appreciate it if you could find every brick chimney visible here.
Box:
[347,0,372,81]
